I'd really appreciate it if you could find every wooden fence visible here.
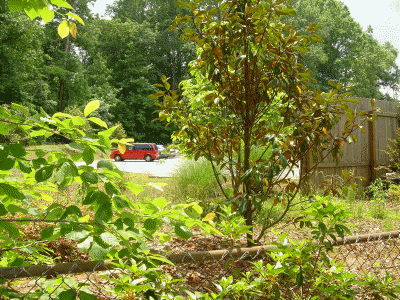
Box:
[302,97,399,187]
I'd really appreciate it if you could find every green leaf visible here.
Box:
[174,224,193,239]
[18,161,32,174]
[65,230,90,242]
[89,241,110,260]
[296,271,304,287]
[58,20,70,39]
[11,103,29,115]
[84,100,100,117]
[82,147,94,165]
[81,172,98,184]
[9,144,27,158]
[40,226,54,240]
[0,183,25,200]
[113,196,130,211]
[32,157,46,169]
[0,204,8,217]
[40,6,54,23]
[144,218,159,232]
[35,166,55,182]
[66,12,85,25]
[30,129,52,137]
[34,149,46,158]
[152,197,167,210]
[100,232,120,247]
[58,289,76,300]
[79,291,97,300]
[158,233,172,244]
[51,0,73,9]
[97,160,114,170]
[0,221,19,238]
[60,205,82,219]
[88,117,108,128]
[105,182,119,196]
[0,158,15,170]
[98,125,118,138]
[82,191,109,205]
[95,203,112,223]
[125,182,144,196]
[0,123,14,135]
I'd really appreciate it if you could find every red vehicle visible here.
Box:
[110,143,160,162]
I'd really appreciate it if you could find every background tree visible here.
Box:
[292,0,399,99]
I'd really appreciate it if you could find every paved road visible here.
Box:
[110,156,185,177]
[81,156,299,179]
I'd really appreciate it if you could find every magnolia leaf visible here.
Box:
[58,20,70,39]
[84,100,100,117]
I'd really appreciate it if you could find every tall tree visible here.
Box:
[292,0,399,99]
[0,7,50,108]
[158,0,372,245]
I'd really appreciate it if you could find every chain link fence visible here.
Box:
[1,230,399,299]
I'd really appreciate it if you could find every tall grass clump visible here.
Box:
[170,158,221,202]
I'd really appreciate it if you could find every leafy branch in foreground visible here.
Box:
[7,0,84,38]
[0,100,217,299]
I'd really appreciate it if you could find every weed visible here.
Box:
[169,158,221,202]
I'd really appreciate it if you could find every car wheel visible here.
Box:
[144,155,152,162]
[114,154,123,162]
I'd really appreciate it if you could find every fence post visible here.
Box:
[368,117,376,185]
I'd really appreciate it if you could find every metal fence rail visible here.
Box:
[1,230,399,299]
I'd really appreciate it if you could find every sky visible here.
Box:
[90,0,400,66]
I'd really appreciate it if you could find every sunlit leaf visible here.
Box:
[58,20,70,39]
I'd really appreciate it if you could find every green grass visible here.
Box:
[168,157,222,203]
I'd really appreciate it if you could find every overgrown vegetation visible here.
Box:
[2,0,400,299]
